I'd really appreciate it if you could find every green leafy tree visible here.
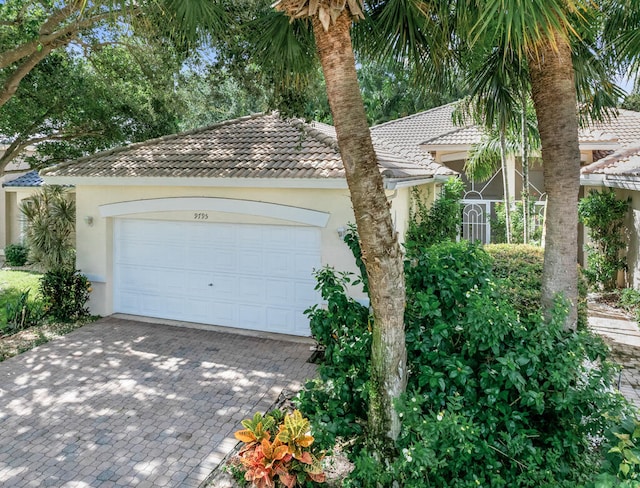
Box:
[0,44,184,172]
[0,0,228,110]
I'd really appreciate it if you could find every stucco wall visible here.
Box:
[75,183,424,317]
[610,187,640,289]
[3,188,41,247]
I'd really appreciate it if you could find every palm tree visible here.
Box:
[273,0,407,444]
[20,186,76,271]
[466,0,622,329]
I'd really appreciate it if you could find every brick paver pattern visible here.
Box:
[588,303,640,409]
[0,317,317,487]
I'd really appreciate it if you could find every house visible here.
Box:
[2,171,47,247]
[581,146,640,288]
[40,113,455,336]
[370,103,640,243]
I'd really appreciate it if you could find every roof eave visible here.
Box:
[579,174,606,187]
[41,175,350,189]
[420,143,474,152]
[384,176,438,190]
[601,175,640,191]
[578,142,621,150]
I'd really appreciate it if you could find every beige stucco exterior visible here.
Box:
[3,187,42,247]
[74,182,431,317]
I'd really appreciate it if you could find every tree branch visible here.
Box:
[0,5,132,69]
[0,44,56,109]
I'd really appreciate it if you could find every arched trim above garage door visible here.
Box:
[99,197,330,227]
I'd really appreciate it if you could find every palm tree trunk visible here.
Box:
[520,94,530,244]
[312,10,407,444]
[499,130,512,243]
[528,30,580,330]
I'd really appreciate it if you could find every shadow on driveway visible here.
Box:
[0,317,316,487]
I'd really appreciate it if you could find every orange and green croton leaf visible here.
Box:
[276,410,315,459]
[235,412,273,444]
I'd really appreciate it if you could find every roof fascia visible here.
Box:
[41,176,349,189]
[602,176,640,191]
[384,177,436,190]
[420,143,473,152]
[578,142,621,150]
[579,174,606,187]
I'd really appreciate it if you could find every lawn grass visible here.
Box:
[0,270,43,324]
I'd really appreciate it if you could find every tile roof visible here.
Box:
[42,113,453,181]
[3,171,43,188]
[586,109,640,147]
[370,103,465,165]
[375,103,640,152]
[581,145,640,176]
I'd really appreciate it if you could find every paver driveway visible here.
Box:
[0,317,317,487]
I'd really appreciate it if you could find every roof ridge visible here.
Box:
[288,118,340,152]
[41,113,267,175]
[370,101,459,130]
[582,143,640,174]
[421,124,477,145]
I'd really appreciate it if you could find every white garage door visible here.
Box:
[114,219,321,335]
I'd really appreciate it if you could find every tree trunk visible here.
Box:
[528,30,580,330]
[312,10,407,444]
[499,130,512,244]
[521,94,530,244]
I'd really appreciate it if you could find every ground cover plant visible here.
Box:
[298,238,636,487]
[0,269,94,360]
[0,270,43,329]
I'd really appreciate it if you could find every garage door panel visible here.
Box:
[239,277,265,301]
[238,304,264,328]
[114,219,320,335]
[295,228,321,249]
[264,252,293,276]
[238,251,262,274]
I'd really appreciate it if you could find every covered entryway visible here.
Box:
[114,219,321,336]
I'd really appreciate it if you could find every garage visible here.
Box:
[113,218,321,336]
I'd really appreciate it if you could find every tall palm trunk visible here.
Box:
[499,129,512,243]
[520,94,530,244]
[312,10,407,443]
[528,30,580,330]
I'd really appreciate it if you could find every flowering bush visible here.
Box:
[234,409,326,488]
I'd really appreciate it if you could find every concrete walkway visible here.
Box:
[0,317,317,487]
[588,302,640,408]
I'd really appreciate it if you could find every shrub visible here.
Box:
[297,268,371,451]
[405,177,464,249]
[300,240,633,488]
[233,409,326,487]
[4,244,29,267]
[346,241,630,487]
[579,190,629,290]
[619,288,640,324]
[486,244,588,328]
[3,290,44,334]
[40,269,90,322]
[492,201,544,245]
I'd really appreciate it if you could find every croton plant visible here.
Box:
[234,409,326,488]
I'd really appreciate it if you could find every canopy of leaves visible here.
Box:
[0,44,185,171]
